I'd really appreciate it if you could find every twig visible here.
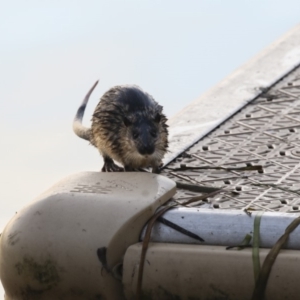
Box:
[136,188,224,299]
[169,164,263,172]
[250,182,300,197]
[157,216,204,242]
[176,181,221,193]
[251,216,300,300]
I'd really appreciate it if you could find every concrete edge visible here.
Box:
[163,23,300,166]
[123,243,300,300]
[140,208,300,250]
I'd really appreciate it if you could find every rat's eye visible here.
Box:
[132,131,139,139]
[123,117,131,127]
[150,129,157,138]
[154,113,161,123]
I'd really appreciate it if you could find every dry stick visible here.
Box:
[135,205,175,300]
[250,182,300,197]
[157,216,204,242]
[169,165,263,172]
[180,189,224,205]
[251,216,300,300]
[176,181,221,193]
[135,188,224,300]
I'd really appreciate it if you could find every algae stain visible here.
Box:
[141,286,181,300]
[209,284,230,300]
[8,230,21,246]
[15,256,61,290]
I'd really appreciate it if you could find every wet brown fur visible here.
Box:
[73,81,168,172]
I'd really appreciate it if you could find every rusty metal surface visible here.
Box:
[162,66,300,213]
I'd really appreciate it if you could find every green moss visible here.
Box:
[141,286,182,300]
[15,256,60,290]
[138,285,232,300]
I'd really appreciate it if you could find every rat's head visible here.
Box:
[93,84,169,169]
[123,112,161,156]
[120,108,168,169]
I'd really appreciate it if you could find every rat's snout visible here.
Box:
[133,122,156,156]
[137,128,155,155]
[138,144,155,155]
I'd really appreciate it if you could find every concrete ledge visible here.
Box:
[141,208,300,249]
[123,243,300,300]
[0,172,176,300]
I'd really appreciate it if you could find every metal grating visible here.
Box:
[163,66,300,213]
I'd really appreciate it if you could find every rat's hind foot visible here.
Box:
[101,157,124,172]
[152,161,163,174]
[124,166,134,172]
[124,167,152,173]
[124,166,145,172]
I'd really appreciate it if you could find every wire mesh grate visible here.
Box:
[162,67,300,213]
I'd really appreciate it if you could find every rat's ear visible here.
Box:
[154,113,161,123]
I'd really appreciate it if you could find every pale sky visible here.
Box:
[1,0,300,222]
[0,0,300,285]
[1,0,300,227]
[0,0,300,296]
